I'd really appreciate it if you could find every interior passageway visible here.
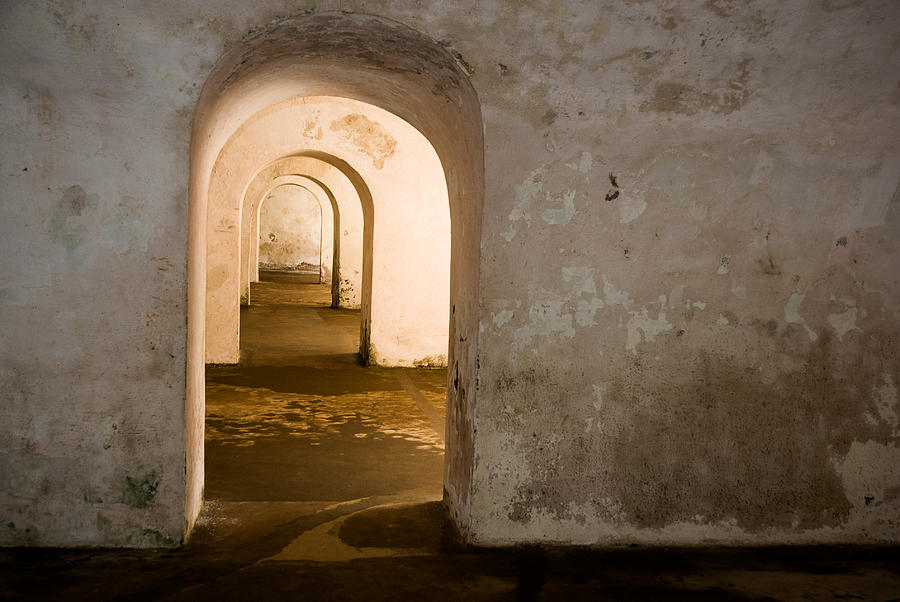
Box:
[205,272,447,504]
[257,185,331,283]
[186,13,486,536]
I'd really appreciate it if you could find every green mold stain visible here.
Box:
[120,471,160,509]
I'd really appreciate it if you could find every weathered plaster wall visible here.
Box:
[464,0,900,545]
[1,1,897,547]
[257,184,332,278]
[0,1,219,546]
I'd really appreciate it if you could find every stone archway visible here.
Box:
[187,13,484,539]
[242,170,349,307]
[205,96,450,367]
[244,166,362,309]
[255,180,333,285]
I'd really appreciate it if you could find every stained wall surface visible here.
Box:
[258,184,332,278]
[0,1,898,547]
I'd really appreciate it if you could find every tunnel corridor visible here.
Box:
[205,271,447,504]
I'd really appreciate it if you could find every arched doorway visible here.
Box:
[186,13,483,539]
[242,165,360,309]
[205,97,450,367]
[256,183,331,284]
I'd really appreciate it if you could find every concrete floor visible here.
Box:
[1,271,898,600]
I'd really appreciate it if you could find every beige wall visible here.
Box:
[1,3,898,547]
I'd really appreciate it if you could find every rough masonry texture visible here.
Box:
[0,1,898,547]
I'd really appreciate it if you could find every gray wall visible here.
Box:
[0,0,897,546]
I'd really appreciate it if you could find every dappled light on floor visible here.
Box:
[205,271,446,502]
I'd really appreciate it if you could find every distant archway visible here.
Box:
[244,173,345,305]
[243,158,365,310]
[256,182,332,283]
[187,13,484,540]
[205,97,450,366]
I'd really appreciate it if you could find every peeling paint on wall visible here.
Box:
[514,296,576,347]
[617,194,647,224]
[562,267,597,296]
[784,292,818,342]
[833,440,900,514]
[492,309,514,328]
[501,166,543,241]
[625,305,673,352]
[540,189,576,225]
[329,113,397,169]
[567,151,593,177]
[827,305,860,341]
[601,275,631,308]
[574,298,604,327]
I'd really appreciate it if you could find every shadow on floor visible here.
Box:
[2,500,899,601]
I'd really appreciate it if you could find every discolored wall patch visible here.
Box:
[330,113,397,169]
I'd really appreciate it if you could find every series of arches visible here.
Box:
[187,13,484,538]
[206,96,451,364]
[254,181,333,285]
[244,163,359,307]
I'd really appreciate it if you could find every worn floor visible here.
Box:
[1,271,898,600]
